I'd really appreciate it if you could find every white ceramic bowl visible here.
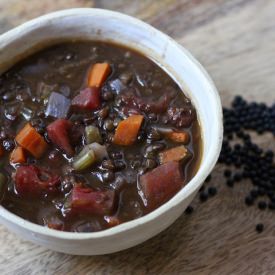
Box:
[0,8,223,255]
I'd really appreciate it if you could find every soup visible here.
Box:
[0,41,201,232]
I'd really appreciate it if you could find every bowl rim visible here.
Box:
[0,8,223,240]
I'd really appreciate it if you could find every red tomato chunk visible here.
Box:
[72,87,101,110]
[71,186,116,215]
[47,119,74,157]
[15,165,60,197]
[139,161,184,210]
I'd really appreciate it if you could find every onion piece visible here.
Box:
[45,92,71,119]
[88,143,108,161]
[108,79,126,94]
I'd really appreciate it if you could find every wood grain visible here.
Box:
[0,0,275,274]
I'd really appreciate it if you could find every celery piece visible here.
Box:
[73,147,96,171]
[85,126,102,144]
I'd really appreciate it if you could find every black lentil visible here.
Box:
[205,174,212,183]
[101,159,115,170]
[2,139,15,152]
[258,201,267,210]
[199,191,208,202]
[185,206,194,215]
[199,185,205,192]
[104,119,115,131]
[268,202,275,210]
[102,91,114,101]
[114,160,126,171]
[224,169,232,178]
[208,186,217,197]
[255,223,264,233]
[102,171,115,182]
[145,158,157,170]
[98,106,109,119]
[245,196,253,206]
[233,172,242,182]
[226,179,234,188]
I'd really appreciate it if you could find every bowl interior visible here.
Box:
[0,8,223,239]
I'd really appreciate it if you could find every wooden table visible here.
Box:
[0,1,275,274]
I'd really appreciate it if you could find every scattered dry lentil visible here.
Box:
[186,95,274,234]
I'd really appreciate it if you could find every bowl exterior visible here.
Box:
[0,8,223,255]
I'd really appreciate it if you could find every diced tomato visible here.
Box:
[72,87,101,110]
[15,165,60,197]
[139,161,184,210]
[71,186,115,215]
[47,119,74,157]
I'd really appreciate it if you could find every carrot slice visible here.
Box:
[88,63,111,88]
[113,115,144,146]
[10,147,26,164]
[15,123,47,158]
[159,145,188,164]
[165,131,190,143]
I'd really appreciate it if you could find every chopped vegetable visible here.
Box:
[10,147,26,164]
[159,145,188,164]
[71,186,115,215]
[89,143,108,161]
[15,165,60,197]
[139,161,184,210]
[72,87,100,110]
[85,125,102,144]
[15,123,47,158]
[72,142,108,170]
[45,92,71,118]
[113,115,144,146]
[73,147,96,171]
[47,119,74,157]
[152,126,190,143]
[109,79,126,94]
[88,63,111,88]
[165,131,190,143]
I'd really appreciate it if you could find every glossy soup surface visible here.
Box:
[0,41,201,232]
